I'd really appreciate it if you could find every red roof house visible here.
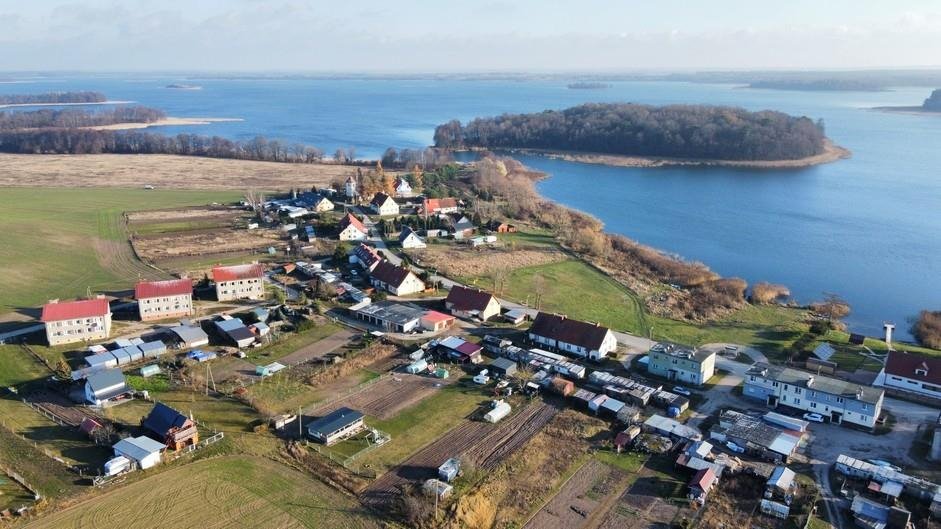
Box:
[445,286,501,321]
[880,350,941,397]
[41,298,110,322]
[135,278,193,300]
[689,468,717,499]
[212,264,264,282]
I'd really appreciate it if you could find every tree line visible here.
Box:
[434,102,827,161]
[0,107,166,130]
[923,89,941,111]
[0,91,107,105]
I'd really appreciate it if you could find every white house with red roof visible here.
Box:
[212,263,265,301]
[135,278,194,321]
[42,297,112,346]
[875,349,941,399]
[338,213,368,241]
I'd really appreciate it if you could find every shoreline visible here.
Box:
[82,117,244,131]
[0,100,133,109]
[466,140,850,170]
[871,106,941,116]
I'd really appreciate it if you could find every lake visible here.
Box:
[6,74,941,338]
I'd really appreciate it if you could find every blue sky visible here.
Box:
[1,0,939,71]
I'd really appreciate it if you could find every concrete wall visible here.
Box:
[45,314,112,346]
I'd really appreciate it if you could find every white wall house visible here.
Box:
[213,264,265,301]
[369,261,425,296]
[528,312,617,361]
[42,297,112,346]
[113,436,165,470]
[647,343,716,386]
[338,213,368,241]
[874,350,941,399]
[399,227,427,249]
[135,279,193,322]
[744,363,884,428]
[370,193,400,216]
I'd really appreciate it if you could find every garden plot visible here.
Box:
[311,373,453,421]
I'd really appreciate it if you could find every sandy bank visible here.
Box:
[83,117,244,131]
[489,139,850,169]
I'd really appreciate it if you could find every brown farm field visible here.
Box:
[22,456,380,529]
[0,153,364,191]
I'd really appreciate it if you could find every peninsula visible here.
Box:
[434,102,847,168]
[874,88,941,114]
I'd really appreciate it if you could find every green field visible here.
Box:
[0,344,49,387]
[246,322,344,364]
[0,187,240,314]
[23,456,380,529]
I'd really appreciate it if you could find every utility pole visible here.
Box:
[298,406,302,440]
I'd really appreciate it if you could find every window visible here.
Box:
[836,397,844,404]
[795,387,802,394]
[810,402,817,409]
[772,382,779,387]
[916,368,928,376]
[860,415,869,423]
[749,376,756,382]
[794,398,801,405]
[783,384,789,391]
[891,376,902,381]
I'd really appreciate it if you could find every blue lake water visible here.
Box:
[6,74,941,338]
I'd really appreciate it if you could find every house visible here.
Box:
[344,175,358,199]
[489,357,518,378]
[369,260,425,296]
[307,407,365,445]
[142,402,199,451]
[84,368,131,406]
[420,197,460,215]
[354,301,425,333]
[528,312,617,361]
[445,286,501,321]
[437,335,483,364]
[169,323,209,348]
[370,192,400,216]
[215,317,256,348]
[744,363,884,428]
[503,308,529,325]
[42,297,112,346]
[875,350,941,400]
[212,264,265,301]
[451,215,475,240]
[311,195,334,212]
[487,221,517,233]
[420,311,455,332]
[350,243,382,272]
[615,426,642,452]
[689,468,717,502]
[399,226,426,249]
[647,342,716,386]
[393,177,413,197]
[766,466,796,499]
[135,278,193,322]
[113,436,165,470]
[338,213,369,241]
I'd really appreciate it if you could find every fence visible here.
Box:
[0,464,41,501]
[21,399,71,428]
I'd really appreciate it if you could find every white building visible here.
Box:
[528,312,618,361]
[369,260,425,296]
[744,363,884,428]
[399,227,426,249]
[311,196,334,212]
[370,192,400,216]
[394,177,413,197]
[445,285,501,322]
[113,436,165,470]
[874,350,941,399]
[647,343,716,386]
[213,263,265,301]
[42,297,112,346]
[84,368,130,406]
[344,175,358,199]
[135,278,193,322]
[338,213,368,241]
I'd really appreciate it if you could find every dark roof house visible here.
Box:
[142,402,199,451]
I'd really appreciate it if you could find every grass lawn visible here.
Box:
[500,228,558,248]
[245,322,344,364]
[0,345,49,387]
[0,397,111,468]
[22,456,381,529]
[473,259,650,334]
[0,187,240,315]
[0,424,85,502]
[594,449,647,473]
[353,378,489,473]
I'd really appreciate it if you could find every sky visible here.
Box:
[1,0,940,72]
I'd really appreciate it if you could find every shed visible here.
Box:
[139,341,167,359]
[616,405,642,424]
[600,397,626,416]
[85,369,130,406]
[438,458,461,482]
[170,325,209,348]
[307,407,366,445]
[406,358,429,374]
[615,425,642,452]
[763,412,809,433]
[423,479,453,499]
[187,349,217,362]
[503,309,528,325]
[489,357,518,378]
[140,364,162,378]
[86,351,118,369]
[573,388,597,408]
[113,436,165,470]
[589,394,609,413]
[484,400,512,423]
[767,466,797,493]
[114,338,134,349]
[125,346,144,363]
[110,348,132,366]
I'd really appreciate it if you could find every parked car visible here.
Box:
[672,386,692,396]
[726,441,745,454]
[803,412,825,423]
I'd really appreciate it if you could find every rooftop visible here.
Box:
[135,278,193,299]
[529,312,611,351]
[356,301,425,325]
[42,297,110,322]
[885,350,941,386]
[446,285,497,313]
[747,362,884,404]
[307,407,364,436]
[649,342,715,363]
[212,263,264,282]
[339,213,367,234]
[370,260,417,288]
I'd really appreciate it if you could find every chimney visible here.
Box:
[884,322,895,349]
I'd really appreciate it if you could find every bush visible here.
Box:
[750,282,790,304]
[912,310,941,349]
